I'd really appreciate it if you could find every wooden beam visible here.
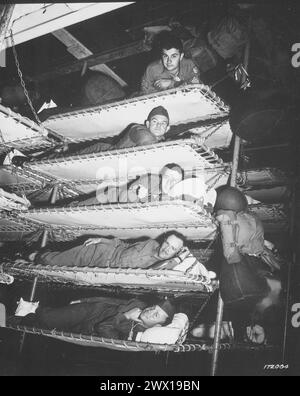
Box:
[52,29,128,87]
[29,40,150,83]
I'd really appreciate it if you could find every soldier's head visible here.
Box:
[158,231,185,260]
[139,299,175,328]
[158,33,184,73]
[146,106,170,138]
[161,163,183,194]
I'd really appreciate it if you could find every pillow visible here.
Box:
[135,313,189,345]
[155,250,216,279]
[168,177,217,205]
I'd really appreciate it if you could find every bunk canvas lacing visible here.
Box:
[190,118,229,142]
[3,258,215,292]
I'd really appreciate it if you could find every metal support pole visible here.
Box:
[211,136,242,376]
[50,184,59,205]
[18,228,49,355]
[18,184,56,357]
[281,183,296,363]
[210,16,251,376]
[41,229,49,248]
[210,289,225,375]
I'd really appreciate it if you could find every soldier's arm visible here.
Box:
[186,59,201,84]
[141,66,157,94]
[129,124,157,146]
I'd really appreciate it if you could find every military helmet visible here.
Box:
[214,186,248,213]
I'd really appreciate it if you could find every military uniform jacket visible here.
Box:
[141,57,200,94]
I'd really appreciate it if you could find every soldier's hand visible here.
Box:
[154,78,174,90]
[192,135,205,146]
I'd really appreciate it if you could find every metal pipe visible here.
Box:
[230,136,242,186]
[211,138,242,376]
[211,15,251,377]
[41,229,49,248]
[210,289,224,376]
[210,102,242,377]
[19,187,55,356]
[281,183,296,363]
[29,276,39,302]
[50,184,59,205]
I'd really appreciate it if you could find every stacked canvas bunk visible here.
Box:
[0,84,289,352]
[0,104,55,153]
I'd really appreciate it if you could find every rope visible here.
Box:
[202,119,229,142]
[206,168,229,192]
[5,260,213,283]
[5,266,216,296]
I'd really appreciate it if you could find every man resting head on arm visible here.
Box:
[4,297,188,344]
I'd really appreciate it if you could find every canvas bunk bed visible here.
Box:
[0,138,226,201]
[4,323,276,353]
[41,84,229,142]
[0,200,287,242]
[0,103,56,153]
[0,85,284,357]
[0,143,289,207]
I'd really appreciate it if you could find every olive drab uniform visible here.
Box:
[141,58,201,94]
[217,210,279,308]
[114,123,160,149]
[18,297,148,339]
[35,237,178,269]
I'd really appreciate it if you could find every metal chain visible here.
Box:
[10,29,43,127]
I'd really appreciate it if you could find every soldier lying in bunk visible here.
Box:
[3,297,189,344]
[76,105,171,155]
[26,232,214,279]
[192,186,283,345]
[28,232,186,269]
[29,106,171,161]
[69,163,217,208]
[141,32,201,94]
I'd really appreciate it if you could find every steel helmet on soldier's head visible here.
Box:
[214,186,248,213]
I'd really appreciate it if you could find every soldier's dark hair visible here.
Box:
[161,163,183,176]
[158,32,183,54]
[162,230,186,244]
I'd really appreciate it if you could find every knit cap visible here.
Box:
[158,298,175,318]
[147,106,169,122]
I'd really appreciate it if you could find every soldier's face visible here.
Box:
[147,115,169,137]
[139,305,168,328]
[162,48,184,72]
[161,169,183,193]
[159,235,184,259]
